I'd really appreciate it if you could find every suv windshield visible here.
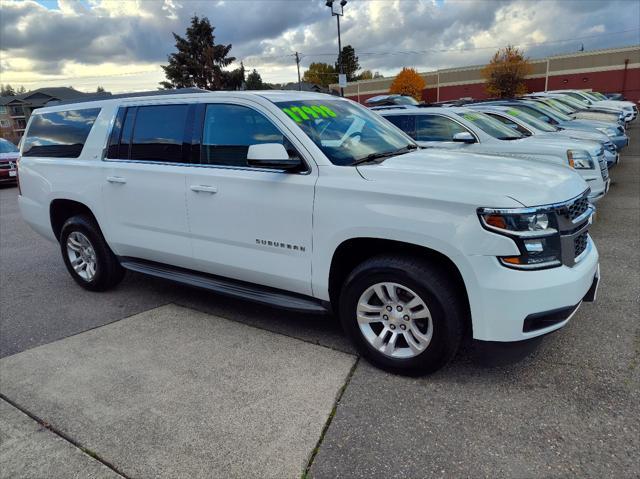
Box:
[503,108,558,132]
[0,139,18,153]
[459,110,524,140]
[275,99,415,166]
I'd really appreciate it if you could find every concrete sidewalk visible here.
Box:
[0,399,123,479]
[0,304,356,479]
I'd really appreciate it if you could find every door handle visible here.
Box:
[190,185,218,194]
[106,176,127,184]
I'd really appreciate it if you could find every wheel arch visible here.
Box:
[328,237,471,334]
[50,199,100,241]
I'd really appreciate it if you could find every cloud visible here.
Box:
[1,0,638,92]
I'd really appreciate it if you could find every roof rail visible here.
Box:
[47,88,209,107]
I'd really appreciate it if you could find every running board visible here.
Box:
[119,258,329,314]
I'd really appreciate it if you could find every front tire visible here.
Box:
[60,215,125,291]
[339,255,465,374]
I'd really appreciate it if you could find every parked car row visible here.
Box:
[368,89,635,206]
[14,88,621,374]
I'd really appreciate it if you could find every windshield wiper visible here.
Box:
[351,144,418,166]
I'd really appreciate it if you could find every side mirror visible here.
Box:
[452,132,476,143]
[247,143,301,170]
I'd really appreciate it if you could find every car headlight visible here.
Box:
[596,127,616,137]
[478,207,561,270]
[567,149,594,169]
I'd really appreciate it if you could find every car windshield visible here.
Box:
[591,91,607,100]
[458,110,524,140]
[274,99,415,166]
[582,91,601,102]
[542,98,575,115]
[503,108,558,132]
[0,139,18,153]
[527,101,572,122]
[553,95,589,110]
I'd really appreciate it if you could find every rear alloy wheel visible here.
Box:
[60,215,125,291]
[66,231,98,282]
[339,255,465,374]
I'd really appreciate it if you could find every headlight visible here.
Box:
[567,149,594,169]
[478,207,561,270]
[596,127,616,137]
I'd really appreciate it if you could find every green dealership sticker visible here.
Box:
[507,109,521,117]
[282,105,337,122]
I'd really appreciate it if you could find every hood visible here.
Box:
[550,128,608,143]
[356,149,588,208]
[593,100,633,110]
[0,152,19,162]
[519,136,602,157]
[566,119,621,131]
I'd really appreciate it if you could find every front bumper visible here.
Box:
[468,238,599,342]
[610,135,629,150]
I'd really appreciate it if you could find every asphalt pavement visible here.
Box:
[0,123,638,478]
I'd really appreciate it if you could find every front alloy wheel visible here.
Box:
[357,282,433,358]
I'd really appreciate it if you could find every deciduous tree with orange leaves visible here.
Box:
[389,67,426,101]
[481,45,533,98]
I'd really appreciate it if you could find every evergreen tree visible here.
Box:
[160,15,236,91]
[245,69,265,90]
[335,45,360,82]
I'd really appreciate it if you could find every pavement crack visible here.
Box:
[0,394,130,479]
[301,356,360,479]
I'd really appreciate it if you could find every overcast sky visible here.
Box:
[1,0,639,93]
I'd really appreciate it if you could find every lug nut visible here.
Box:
[383,315,388,320]
[389,324,396,330]
[400,324,407,330]
[397,306,403,312]
[403,315,410,321]
[386,306,393,312]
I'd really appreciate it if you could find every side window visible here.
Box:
[415,115,468,141]
[486,113,530,136]
[384,115,416,138]
[201,104,297,167]
[22,108,101,158]
[129,105,189,163]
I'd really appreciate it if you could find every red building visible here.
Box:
[334,45,640,105]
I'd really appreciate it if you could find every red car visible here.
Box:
[0,138,19,185]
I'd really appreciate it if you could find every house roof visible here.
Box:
[0,87,111,108]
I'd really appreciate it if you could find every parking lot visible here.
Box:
[1,124,638,478]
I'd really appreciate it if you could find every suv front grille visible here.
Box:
[0,161,15,171]
[558,196,589,222]
[553,191,592,266]
[574,232,588,257]
[597,153,608,180]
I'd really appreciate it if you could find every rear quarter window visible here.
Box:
[22,108,101,158]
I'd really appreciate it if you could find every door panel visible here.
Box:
[101,103,194,268]
[185,102,315,295]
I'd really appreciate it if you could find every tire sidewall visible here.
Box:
[340,264,457,373]
[60,218,106,290]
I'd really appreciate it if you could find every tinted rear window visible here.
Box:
[129,105,189,162]
[22,108,101,158]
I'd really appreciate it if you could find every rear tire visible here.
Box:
[339,254,465,374]
[59,215,125,291]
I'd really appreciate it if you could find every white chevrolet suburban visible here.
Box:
[17,90,600,374]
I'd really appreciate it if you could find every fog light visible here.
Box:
[524,239,544,253]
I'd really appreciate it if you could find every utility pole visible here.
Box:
[295,52,302,91]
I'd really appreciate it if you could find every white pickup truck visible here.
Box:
[17,90,599,374]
